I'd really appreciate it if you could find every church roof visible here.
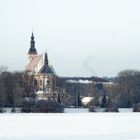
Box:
[25,54,42,72]
[39,52,55,75]
[39,65,55,75]
[26,34,56,75]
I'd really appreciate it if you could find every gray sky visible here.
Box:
[0,0,140,77]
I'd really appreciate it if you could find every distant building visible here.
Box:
[25,33,57,99]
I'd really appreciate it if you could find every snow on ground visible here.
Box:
[65,108,89,113]
[3,107,133,113]
[119,108,133,112]
[65,108,133,113]
[0,113,140,140]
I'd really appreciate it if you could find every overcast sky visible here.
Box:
[0,0,140,77]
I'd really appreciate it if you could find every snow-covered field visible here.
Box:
[0,112,140,140]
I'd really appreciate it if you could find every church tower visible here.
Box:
[25,32,57,99]
[28,32,37,62]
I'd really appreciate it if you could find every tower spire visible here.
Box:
[28,32,37,55]
[44,51,49,65]
[28,32,37,62]
[31,32,34,40]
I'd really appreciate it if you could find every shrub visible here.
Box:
[21,99,64,113]
[105,106,118,112]
[100,94,107,108]
[32,100,64,113]
[105,98,119,112]
[11,108,15,113]
[21,100,35,113]
[133,103,140,112]
[0,104,5,113]
[89,106,96,112]
[0,108,4,113]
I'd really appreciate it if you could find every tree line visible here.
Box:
[0,65,140,109]
[0,66,35,108]
[107,69,140,108]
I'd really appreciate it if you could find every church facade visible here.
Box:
[25,33,57,99]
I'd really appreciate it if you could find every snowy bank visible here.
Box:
[0,113,140,140]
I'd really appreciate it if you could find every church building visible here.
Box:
[25,33,57,99]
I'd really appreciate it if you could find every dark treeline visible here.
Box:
[58,70,140,108]
[0,71,23,107]
[109,70,140,108]
[0,66,34,108]
[0,66,140,110]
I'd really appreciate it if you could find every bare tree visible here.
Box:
[106,84,118,103]
[0,66,8,74]
[13,82,23,107]
[0,78,6,107]
[116,69,140,107]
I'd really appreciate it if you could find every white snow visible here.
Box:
[65,108,89,113]
[81,97,93,105]
[0,113,140,140]
[66,79,92,84]
[119,108,133,112]
[78,80,92,84]
[4,108,21,113]
[36,90,44,94]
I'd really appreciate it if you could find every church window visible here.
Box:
[47,80,50,86]
[34,79,37,86]
[40,80,42,86]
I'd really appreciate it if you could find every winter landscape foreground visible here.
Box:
[0,111,140,140]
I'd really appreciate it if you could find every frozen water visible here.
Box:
[0,113,140,140]
[65,108,89,113]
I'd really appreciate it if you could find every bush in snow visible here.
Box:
[0,107,4,113]
[105,106,118,112]
[89,106,96,112]
[133,103,140,112]
[21,99,35,113]
[100,94,107,108]
[105,98,118,112]
[32,100,64,113]
[21,99,64,113]
[0,103,5,113]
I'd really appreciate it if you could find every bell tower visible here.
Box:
[28,32,37,62]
